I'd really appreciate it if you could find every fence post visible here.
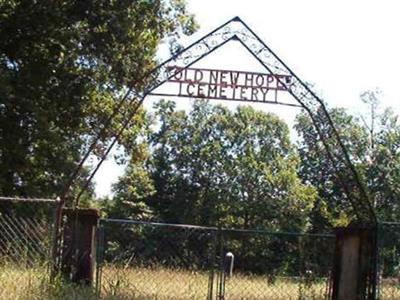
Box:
[61,208,100,285]
[95,222,105,294]
[331,225,377,300]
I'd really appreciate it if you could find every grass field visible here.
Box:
[100,265,329,300]
[0,264,97,300]
[1,264,399,299]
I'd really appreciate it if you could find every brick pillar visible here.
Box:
[61,208,100,285]
[331,226,377,300]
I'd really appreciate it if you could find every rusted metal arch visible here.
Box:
[62,16,376,224]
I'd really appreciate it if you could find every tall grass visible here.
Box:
[0,263,97,300]
[1,264,399,299]
[100,265,329,300]
[101,265,210,300]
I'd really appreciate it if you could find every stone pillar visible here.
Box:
[61,208,100,285]
[331,226,377,300]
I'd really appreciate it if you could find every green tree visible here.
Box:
[367,108,400,221]
[295,90,400,227]
[294,107,369,229]
[107,128,155,220]
[358,90,400,221]
[0,0,197,198]
[144,100,316,231]
[107,100,318,275]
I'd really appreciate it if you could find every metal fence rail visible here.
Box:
[5,203,400,299]
[0,196,59,299]
[97,218,335,300]
[97,219,217,299]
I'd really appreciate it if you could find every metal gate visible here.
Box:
[96,219,335,299]
[96,219,217,299]
[216,229,335,300]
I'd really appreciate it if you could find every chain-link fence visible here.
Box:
[0,196,60,299]
[217,229,335,300]
[378,222,400,300]
[97,218,335,299]
[97,219,217,299]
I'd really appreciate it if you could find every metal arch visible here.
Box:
[230,32,376,223]
[230,20,376,223]
[65,16,376,223]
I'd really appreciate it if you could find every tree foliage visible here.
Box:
[295,107,369,228]
[109,94,400,230]
[110,100,316,231]
[0,0,197,197]
[105,95,400,277]
[295,90,400,226]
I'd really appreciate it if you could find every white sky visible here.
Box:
[93,0,400,198]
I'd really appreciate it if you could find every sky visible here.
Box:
[93,0,400,198]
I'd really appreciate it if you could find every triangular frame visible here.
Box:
[67,17,376,223]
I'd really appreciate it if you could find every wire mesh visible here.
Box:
[217,229,335,300]
[97,219,335,300]
[97,219,217,299]
[0,197,59,299]
[378,222,400,300]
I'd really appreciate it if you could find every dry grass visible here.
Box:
[1,264,399,299]
[101,265,210,300]
[100,265,328,300]
[379,279,400,300]
[0,263,97,300]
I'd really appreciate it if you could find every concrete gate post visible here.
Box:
[61,208,100,285]
[331,225,377,300]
